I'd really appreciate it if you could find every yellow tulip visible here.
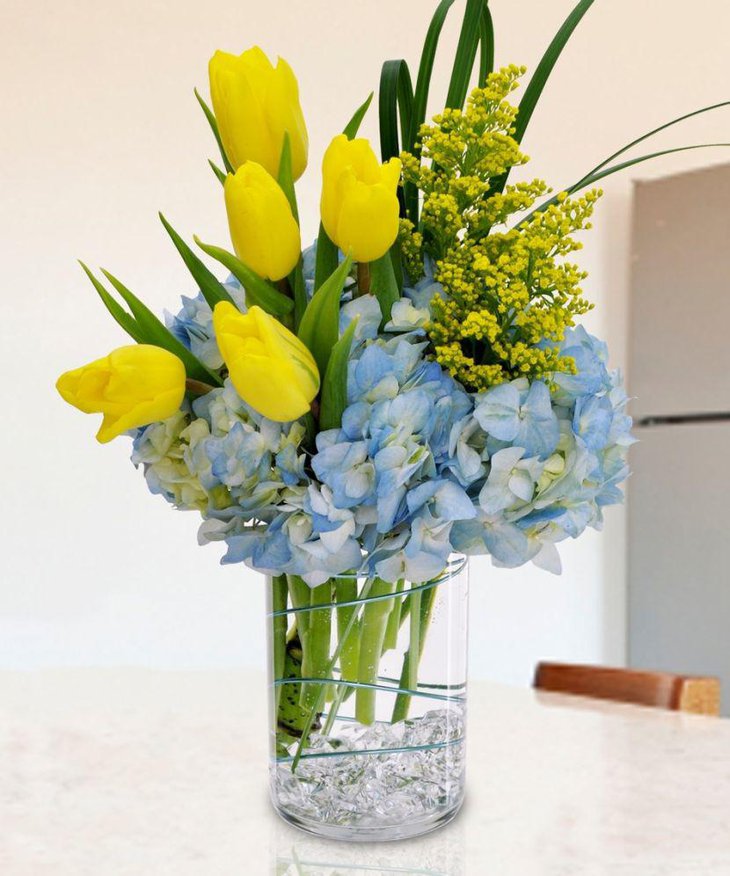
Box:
[320,134,402,263]
[209,46,308,180]
[56,345,186,443]
[224,162,301,281]
[213,302,319,422]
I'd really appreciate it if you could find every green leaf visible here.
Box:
[409,0,458,148]
[445,0,487,111]
[291,259,308,332]
[370,251,400,323]
[193,237,294,319]
[319,317,359,432]
[478,3,495,84]
[194,87,234,174]
[343,92,374,139]
[99,269,222,386]
[379,58,414,219]
[488,0,593,204]
[513,0,594,146]
[79,261,145,344]
[209,160,226,185]
[521,143,730,226]
[575,101,730,188]
[277,132,299,223]
[159,213,235,310]
[389,244,404,294]
[314,224,339,292]
[379,59,414,162]
[297,255,353,376]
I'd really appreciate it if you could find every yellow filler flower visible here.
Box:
[213,302,319,422]
[224,162,301,281]
[320,134,402,263]
[209,46,308,180]
[56,345,186,443]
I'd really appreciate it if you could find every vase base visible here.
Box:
[273,796,464,843]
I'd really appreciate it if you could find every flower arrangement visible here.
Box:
[56,0,727,837]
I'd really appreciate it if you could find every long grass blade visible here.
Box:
[445,0,487,111]
[478,3,495,83]
[575,101,730,187]
[513,0,595,146]
[410,0,458,149]
[379,58,414,219]
[520,142,730,226]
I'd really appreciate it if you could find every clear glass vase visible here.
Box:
[266,556,469,842]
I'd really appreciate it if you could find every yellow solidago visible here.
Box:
[401,67,601,392]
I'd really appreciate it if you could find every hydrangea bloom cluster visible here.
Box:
[131,245,632,585]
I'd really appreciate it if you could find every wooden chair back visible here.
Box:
[534,661,720,716]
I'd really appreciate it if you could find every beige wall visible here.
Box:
[2,0,729,678]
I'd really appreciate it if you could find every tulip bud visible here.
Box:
[209,47,308,180]
[320,134,402,263]
[224,162,301,281]
[213,303,319,422]
[56,345,186,443]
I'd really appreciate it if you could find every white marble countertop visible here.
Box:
[1,669,729,875]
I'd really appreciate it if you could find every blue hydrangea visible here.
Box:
[134,274,633,583]
[165,279,245,369]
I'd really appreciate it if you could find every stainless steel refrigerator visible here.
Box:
[628,162,730,714]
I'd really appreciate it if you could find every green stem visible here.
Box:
[391,583,437,724]
[382,580,405,653]
[291,578,375,771]
[355,578,397,725]
[271,575,288,716]
[299,582,333,710]
[287,575,312,678]
[336,577,360,684]
[407,589,421,691]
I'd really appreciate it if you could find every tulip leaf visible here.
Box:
[159,213,236,311]
[79,261,146,344]
[343,92,374,139]
[314,225,339,292]
[369,252,400,324]
[291,259,308,332]
[194,87,234,174]
[389,243,404,293]
[99,269,223,386]
[319,317,358,432]
[298,255,353,376]
[278,133,300,223]
[193,236,294,319]
[209,160,227,185]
